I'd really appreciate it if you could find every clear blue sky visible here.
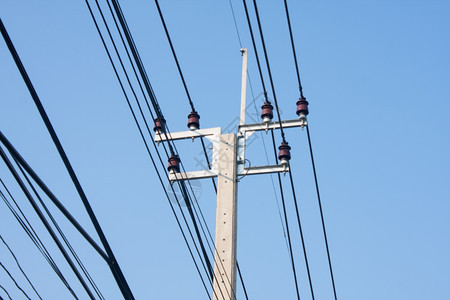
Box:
[1,0,449,299]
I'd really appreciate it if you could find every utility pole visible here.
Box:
[154,48,307,300]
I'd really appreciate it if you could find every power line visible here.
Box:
[270,131,301,300]
[154,0,195,112]
[283,0,304,98]
[306,126,338,300]
[229,0,289,254]
[84,2,215,298]
[0,145,95,299]
[15,162,105,300]
[0,180,77,299]
[0,17,134,300]
[242,0,305,298]
[0,261,31,300]
[287,168,316,300]
[250,0,286,143]
[95,0,217,289]
[0,235,43,300]
[0,285,11,300]
[154,2,250,298]
[0,131,108,262]
[280,1,338,297]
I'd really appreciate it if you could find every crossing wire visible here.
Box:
[0,262,31,299]
[101,0,228,296]
[85,1,216,298]
[282,1,338,298]
[0,179,77,298]
[153,0,218,193]
[0,145,95,299]
[0,17,134,300]
[249,0,287,143]
[104,2,235,299]
[306,126,338,300]
[241,0,306,298]
[15,161,105,300]
[0,235,43,300]
[95,0,218,290]
[229,0,290,255]
[250,1,318,298]
[104,2,214,278]
[154,2,251,298]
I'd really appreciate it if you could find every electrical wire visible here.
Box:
[154,3,253,297]
[281,1,338,297]
[15,161,105,300]
[306,126,338,300]
[93,0,217,291]
[0,132,108,262]
[0,285,11,300]
[0,17,133,300]
[84,1,215,297]
[242,0,304,298]
[250,1,318,298]
[229,0,289,254]
[250,0,286,142]
[270,131,301,300]
[154,0,217,193]
[105,2,233,299]
[283,0,304,98]
[0,262,31,299]
[286,168,315,300]
[0,145,93,299]
[0,235,42,300]
[0,180,77,299]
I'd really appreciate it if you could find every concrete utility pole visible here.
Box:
[154,48,307,300]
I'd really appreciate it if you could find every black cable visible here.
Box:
[0,285,11,300]
[283,0,304,98]
[100,3,229,299]
[287,168,315,300]
[153,3,241,295]
[230,0,289,253]
[0,17,133,300]
[242,0,305,297]
[242,0,268,99]
[0,181,77,298]
[95,0,216,288]
[154,0,195,112]
[0,132,108,262]
[236,262,249,300]
[270,131,301,300]
[306,125,338,300]
[0,262,31,299]
[0,235,43,300]
[250,0,286,143]
[84,2,214,297]
[0,146,93,299]
[15,161,105,300]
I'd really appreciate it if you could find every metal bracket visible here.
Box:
[238,118,307,137]
[239,164,289,176]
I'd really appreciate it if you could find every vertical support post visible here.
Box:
[240,48,248,126]
[213,134,238,300]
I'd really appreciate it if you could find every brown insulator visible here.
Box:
[153,116,166,132]
[167,154,180,173]
[261,101,274,122]
[187,111,200,130]
[278,141,291,165]
[296,98,309,119]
